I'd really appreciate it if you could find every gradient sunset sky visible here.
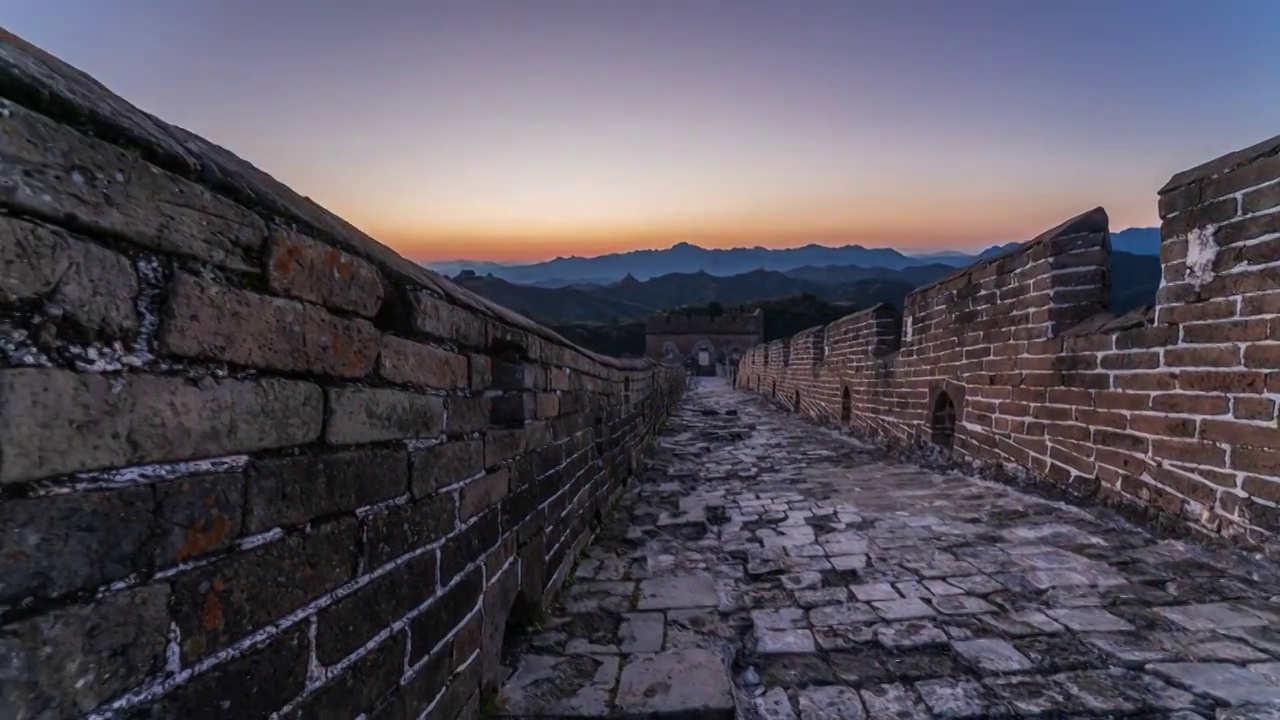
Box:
[8,1,1280,263]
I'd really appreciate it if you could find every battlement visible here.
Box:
[739,149,1280,546]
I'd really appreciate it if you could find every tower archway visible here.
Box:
[840,387,852,423]
[930,391,956,449]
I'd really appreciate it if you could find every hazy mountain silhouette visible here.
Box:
[429,228,1160,286]
[453,249,1160,326]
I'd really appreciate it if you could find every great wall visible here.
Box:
[2,27,1280,720]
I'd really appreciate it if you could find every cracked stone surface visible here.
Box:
[497,378,1280,718]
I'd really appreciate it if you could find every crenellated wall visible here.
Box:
[0,31,684,720]
[740,141,1280,546]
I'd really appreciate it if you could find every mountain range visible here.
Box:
[430,227,1160,286]
[452,250,1161,326]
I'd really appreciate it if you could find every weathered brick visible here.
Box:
[160,273,380,378]
[379,335,469,389]
[0,96,266,272]
[1179,370,1266,394]
[0,585,168,720]
[325,386,445,445]
[1128,414,1197,439]
[1180,319,1271,345]
[1234,396,1276,421]
[491,392,536,425]
[1242,475,1280,504]
[469,353,493,390]
[411,440,484,498]
[244,447,408,533]
[1201,420,1280,449]
[364,493,457,568]
[1233,447,1280,477]
[492,361,540,391]
[315,550,438,664]
[440,510,499,583]
[1242,181,1280,215]
[1151,393,1230,416]
[0,369,322,484]
[1150,439,1226,467]
[445,396,492,436]
[287,633,406,719]
[0,217,138,338]
[150,472,246,567]
[408,290,486,346]
[1243,344,1280,369]
[1164,345,1240,367]
[266,226,384,316]
[172,518,357,663]
[485,429,529,467]
[536,392,561,419]
[459,469,510,522]
[137,627,309,719]
[407,567,484,665]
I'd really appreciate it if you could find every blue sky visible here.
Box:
[8,0,1280,261]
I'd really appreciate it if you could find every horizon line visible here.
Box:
[422,224,1158,266]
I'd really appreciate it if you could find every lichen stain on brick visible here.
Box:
[176,507,232,561]
[270,242,305,282]
[200,578,226,632]
[1184,226,1219,289]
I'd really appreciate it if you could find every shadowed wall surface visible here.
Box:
[0,30,684,720]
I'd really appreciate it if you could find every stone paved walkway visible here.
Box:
[497,378,1280,719]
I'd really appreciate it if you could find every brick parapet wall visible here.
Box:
[740,180,1280,547]
[0,31,685,720]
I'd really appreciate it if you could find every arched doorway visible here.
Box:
[840,387,851,423]
[931,391,956,449]
[771,381,777,399]
[793,390,800,412]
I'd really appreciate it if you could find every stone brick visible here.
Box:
[244,447,408,533]
[411,440,484,498]
[378,335,469,389]
[1181,319,1271,345]
[485,429,529,468]
[1241,181,1280,215]
[266,226,384,316]
[1202,420,1280,449]
[1151,393,1230,416]
[1150,439,1226,468]
[150,472,246,567]
[159,273,380,378]
[536,393,561,419]
[1234,396,1276,421]
[491,392,536,426]
[325,386,445,445]
[1243,344,1280,370]
[440,510,500,583]
[364,494,457,568]
[137,628,309,719]
[459,469,510,522]
[287,633,406,719]
[0,217,138,338]
[408,567,485,664]
[408,290,486,346]
[0,585,168,720]
[172,518,357,663]
[1164,345,1240,368]
[1128,414,1197,439]
[492,361,540,391]
[0,369,322,484]
[315,550,438,664]
[1179,370,1267,394]
[445,396,492,436]
[0,96,266,272]
[469,354,493,390]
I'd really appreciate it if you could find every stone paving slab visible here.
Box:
[497,378,1280,719]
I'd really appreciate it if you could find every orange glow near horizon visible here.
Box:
[350,191,1159,264]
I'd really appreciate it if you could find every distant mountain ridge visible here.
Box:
[429,228,1160,286]
[452,249,1160,326]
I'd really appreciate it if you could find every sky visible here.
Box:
[7,0,1280,263]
